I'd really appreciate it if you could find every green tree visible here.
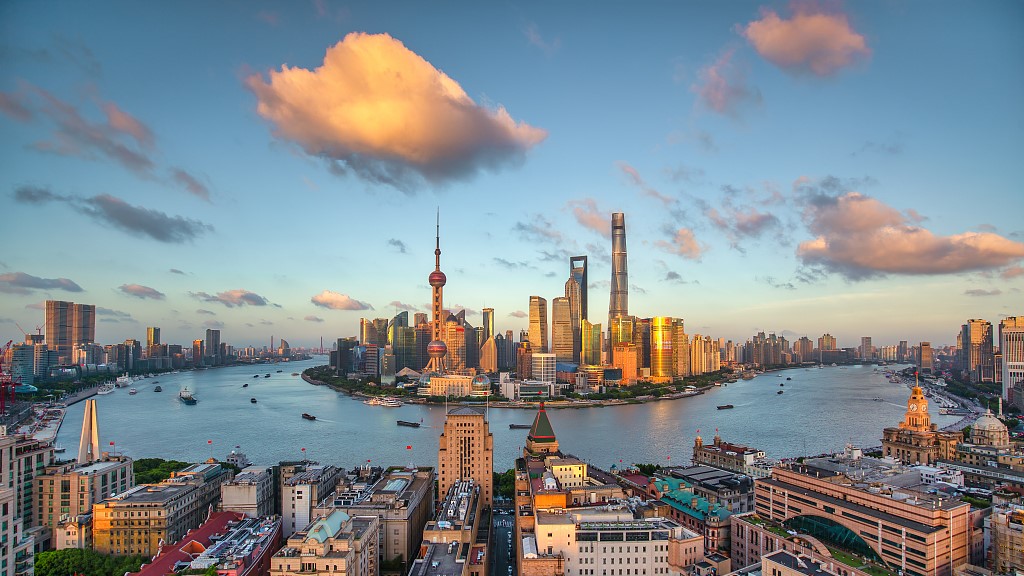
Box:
[494,469,516,498]
[35,549,147,576]
[133,458,191,484]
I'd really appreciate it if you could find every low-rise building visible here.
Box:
[409,479,488,576]
[34,456,134,547]
[270,510,379,576]
[221,466,274,518]
[666,466,757,514]
[282,464,343,537]
[647,475,732,553]
[693,433,773,478]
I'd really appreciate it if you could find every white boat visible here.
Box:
[115,373,132,387]
[363,396,403,407]
[97,384,115,395]
[128,388,137,395]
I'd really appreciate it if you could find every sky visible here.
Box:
[1,1,1022,350]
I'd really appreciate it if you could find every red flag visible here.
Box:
[667,455,671,460]
[619,459,623,463]
[367,459,371,463]
[207,440,212,444]
[406,445,412,450]
[109,441,114,446]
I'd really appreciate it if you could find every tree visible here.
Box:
[35,549,147,576]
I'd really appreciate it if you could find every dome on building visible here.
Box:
[427,340,447,359]
[971,410,1010,448]
[429,270,447,287]
[472,374,491,387]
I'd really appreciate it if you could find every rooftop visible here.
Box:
[108,483,195,504]
[129,511,245,576]
[764,550,834,576]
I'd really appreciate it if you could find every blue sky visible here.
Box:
[1,1,1022,350]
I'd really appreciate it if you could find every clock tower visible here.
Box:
[899,384,931,431]
[882,373,962,465]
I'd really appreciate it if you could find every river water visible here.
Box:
[55,359,959,472]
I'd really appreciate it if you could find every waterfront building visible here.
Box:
[608,212,629,340]
[282,464,343,537]
[532,352,556,387]
[220,466,274,518]
[270,510,379,576]
[146,326,160,349]
[612,343,638,384]
[392,324,416,372]
[437,407,493,506]
[666,466,756,514]
[444,314,466,372]
[44,300,94,364]
[859,336,874,360]
[581,320,601,366]
[960,319,995,383]
[1001,317,1024,405]
[551,297,574,362]
[529,296,549,353]
[426,374,475,397]
[919,341,934,374]
[35,456,133,547]
[693,433,772,478]
[882,382,962,465]
[794,337,814,364]
[647,474,732,552]
[192,339,205,367]
[409,479,487,576]
[525,403,560,457]
[8,344,35,386]
[817,333,837,353]
[480,336,498,373]
[751,462,976,576]
[131,513,280,576]
[650,316,678,382]
[318,467,434,569]
[425,213,449,373]
[206,328,222,366]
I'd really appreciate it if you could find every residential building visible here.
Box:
[0,436,34,576]
[960,319,994,383]
[34,456,134,547]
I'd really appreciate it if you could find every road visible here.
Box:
[491,504,516,576]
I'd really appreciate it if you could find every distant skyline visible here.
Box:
[1,1,1022,349]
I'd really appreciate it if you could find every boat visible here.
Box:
[509,424,532,429]
[872,397,883,401]
[291,372,299,376]
[251,398,257,403]
[364,396,403,407]
[277,370,283,373]
[54,445,66,453]
[253,375,260,378]
[786,377,792,381]
[397,420,421,428]
[264,374,271,378]
[243,383,249,388]
[780,383,784,387]
[717,404,734,410]
[179,387,197,405]
[302,413,316,420]
[154,386,162,392]
[115,373,132,387]
[128,388,137,395]
[777,390,784,394]
[97,384,115,395]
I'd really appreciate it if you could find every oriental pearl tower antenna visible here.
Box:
[424,209,448,374]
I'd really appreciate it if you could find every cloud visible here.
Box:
[705,204,781,250]
[170,168,211,202]
[257,10,279,26]
[567,199,611,238]
[493,258,534,270]
[118,283,165,300]
[246,32,547,191]
[524,22,560,55]
[196,309,216,315]
[96,307,133,320]
[191,289,269,307]
[1002,266,1024,280]
[304,315,325,322]
[203,320,226,329]
[311,289,373,310]
[0,91,33,121]
[387,300,418,312]
[451,304,480,317]
[514,215,565,245]
[170,268,185,275]
[742,3,870,76]
[630,284,648,296]
[12,186,214,243]
[508,310,528,318]
[0,272,83,294]
[796,189,1024,278]
[655,228,705,260]
[964,289,1001,297]
[617,162,674,205]
[759,276,796,290]
[259,320,273,325]
[692,49,761,117]
[387,238,408,253]
[25,302,44,310]
[103,102,154,148]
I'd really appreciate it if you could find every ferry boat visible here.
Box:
[179,387,197,405]
[717,404,734,410]
[302,413,316,420]
[363,396,403,407]
[115,373,133,387]
[253,375,260,378]
[97,383,115,395]
[509,424,532,429]
[397,420,421,428]
[128,388,137,395]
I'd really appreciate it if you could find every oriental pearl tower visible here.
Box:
[424,211,448,373]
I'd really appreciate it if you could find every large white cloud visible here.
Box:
[247,32,547,190]
[311,290,372,311]
[742,3,869,76]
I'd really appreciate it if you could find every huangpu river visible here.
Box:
[56,358,961,472]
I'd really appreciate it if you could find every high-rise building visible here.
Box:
[481,308,494,343]
[817,333,837,352]
[443,314,466,372]
[919,341,933,374]
[608,213,628,339]
[609,315,634,347]
[581,320,601,366]
[192,339,205,368]
[359,318,378,347]
[532,352,556,386]
[569,255,588,322]
[650,316,676,381]
[550,297,574,362]
[71,302,95,347]
[794,337,813,363]
[425,213,449,373]
[146,326,161,348]
[206,328,221,366]
[44,300,94,364]
[1001,317,1024,404]
[859,336,873,360]
[961,319,994,383]
[480,337,498,373]
[528,296,548,353]
[565,261,583,363]
[413,312,428,327]
[437,407,493,506]
[392,323,416,372]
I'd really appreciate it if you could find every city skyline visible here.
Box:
[1,2,1023,348]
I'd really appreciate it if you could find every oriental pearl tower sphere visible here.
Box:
[424,212,448,373]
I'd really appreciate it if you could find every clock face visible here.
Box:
[909,403,918,412]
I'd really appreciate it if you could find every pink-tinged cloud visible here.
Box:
[388,300,418,311]
[508,310,527,318]
[524,22,561,55]
[0,91,33,121]
[1002,266,1024,280]
[246,32,547,190]
[304,315,325,322]
[655,228,705,260]
[798,192,1024,278]
[742,3,869,76]
[191,289,269,307]
[617,162,674,205]
[0,272,83,294]
[118,283,165,300]
[103,102,153,148]
[568,198,611,238]
[692,49,761,117]
[170,168,211,201]
[311,290,373,311]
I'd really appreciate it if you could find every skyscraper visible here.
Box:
[437,407,493,506]
[961,319,994,383]
[550,297,574,362]
[1000,317,1023,403]
[528,296,548,353]
[146,327,161,348]
[564,273,582,363]
[206,329,221,366]
[425,212,449,373]
[608,213,628,337]
[481,308,494,343]
[72,302,95,347]
[581,320,602,365]
[569,256,588,322]
[859,336,873,360]
[45,300,95,364]
[569,256,587,362]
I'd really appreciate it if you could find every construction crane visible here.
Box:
[0,340,17,414]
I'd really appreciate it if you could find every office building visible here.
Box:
[443,315,466,372]
[882,381,962,465]
[480,337,498,373]
[550,297,574,362]
[1000,317,1024,404]
[35,456,134,547]
[960,319,994,383]
[481,307,494,343]
[44,300,95,364]
[529,296,548,353]
[146,326,160,348]
[282,464,343,537]
[581,320,601,366]
[220,466,274,518]
[569,255,588,323]
[532,352,556,387]
[608,212,628,338]
[612,343,638,384]
[270,510,379,576]
[206,328,222,366]
[437,407,493,506]
[919,341,933,374]
[408,480,487,576]
[859,336,873,360]
[564,276,582,365]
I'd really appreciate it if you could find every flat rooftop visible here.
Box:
[74,459,129,475]
[113,483,195,504]
[764,550,833,576]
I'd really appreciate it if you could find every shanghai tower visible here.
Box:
[608,212,628,333]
